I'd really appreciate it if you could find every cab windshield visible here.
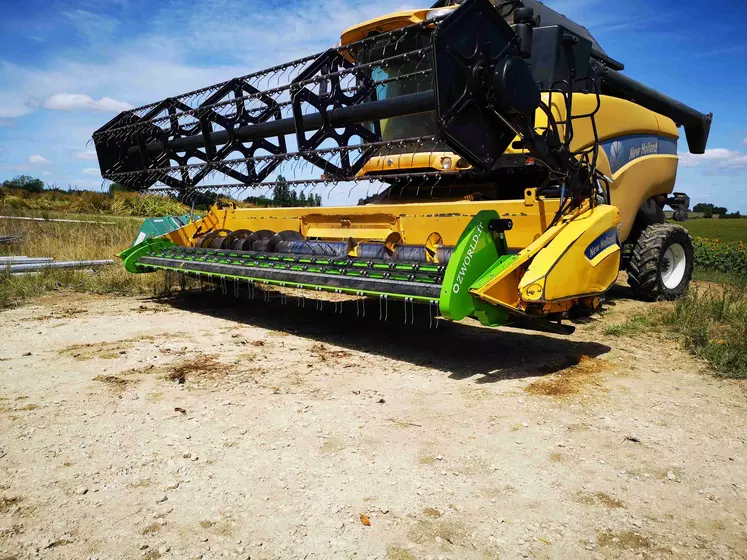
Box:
[357,32,443,152]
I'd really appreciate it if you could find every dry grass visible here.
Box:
[310,342,352,363]
[93,375,132,387]
[597,530,651,550]
[0,496,22,513]
[141,523,162,535]
[575,491,625,509]
[0,214,165,309]
[164,355,223,384]
[422,507,442,518]
[0,189,188,217]
[386,546,417,560]
[60,340,133,361]
[525,355,614,397]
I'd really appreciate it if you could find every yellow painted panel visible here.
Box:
[537,93,665,152]
[655,113,679,138]
[164,198,561,252]
[610,154,678,241]
[340,10,432,45]
[518,205,620,303]
[359,151,459,176]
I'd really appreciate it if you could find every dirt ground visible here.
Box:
[1,284,746,560]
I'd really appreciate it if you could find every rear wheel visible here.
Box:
[627,223,694,300]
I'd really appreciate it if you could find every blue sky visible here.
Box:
[1,0,746,211]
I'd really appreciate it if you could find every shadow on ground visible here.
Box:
[159,290,612,384]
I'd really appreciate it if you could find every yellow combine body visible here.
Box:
[103,0,711,333]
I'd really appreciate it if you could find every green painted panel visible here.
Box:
[439,210,509,322]
[131,214,199,247]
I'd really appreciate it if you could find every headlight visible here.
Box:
[441,157,453,170]
[425,8,455,22]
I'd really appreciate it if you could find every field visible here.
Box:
[677,217,747,243]
[1,210,746,559]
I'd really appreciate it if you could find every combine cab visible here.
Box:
[98,0,711,332]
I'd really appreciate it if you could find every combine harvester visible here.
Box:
[94,0,711,334]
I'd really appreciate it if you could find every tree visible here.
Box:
[2,175,44,193]
[693,203,728,218]
[272,175,292,206]
[244,176,324,207]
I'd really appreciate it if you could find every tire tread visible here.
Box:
[627,223,693,301]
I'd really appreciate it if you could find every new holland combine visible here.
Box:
[94,0,711,333]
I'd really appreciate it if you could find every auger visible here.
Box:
[95,0,711,333]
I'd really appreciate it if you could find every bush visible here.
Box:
[111,193,188,216]
[693,238,747,276]
[1,195,30,209]
[0,188,189,217]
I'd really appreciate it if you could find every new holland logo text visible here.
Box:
[629,140,657,160]
[452,221,484,294]
[585,228,618,261]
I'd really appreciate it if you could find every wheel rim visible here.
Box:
[661,243,687,289]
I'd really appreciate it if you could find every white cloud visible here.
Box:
[28,154,50,164]
[42,171,52,176]
[62,9,119,43]
[677,149,745,168]
[699,148,741,160]
[75,150,98,161]
[0,103,32,119]
[81,167,101,176]
[43,93,133,113]
[1,0,409,124]
[719,154,747,169]
[743,137,747,145]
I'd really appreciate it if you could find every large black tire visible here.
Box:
[627,223,694,301]
[672,209,688,222]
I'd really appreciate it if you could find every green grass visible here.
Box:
[604,288,747,379]
[675,218,747,243]
[693,268,747,288]
[604,314,658,336]
[665,287,747,379]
